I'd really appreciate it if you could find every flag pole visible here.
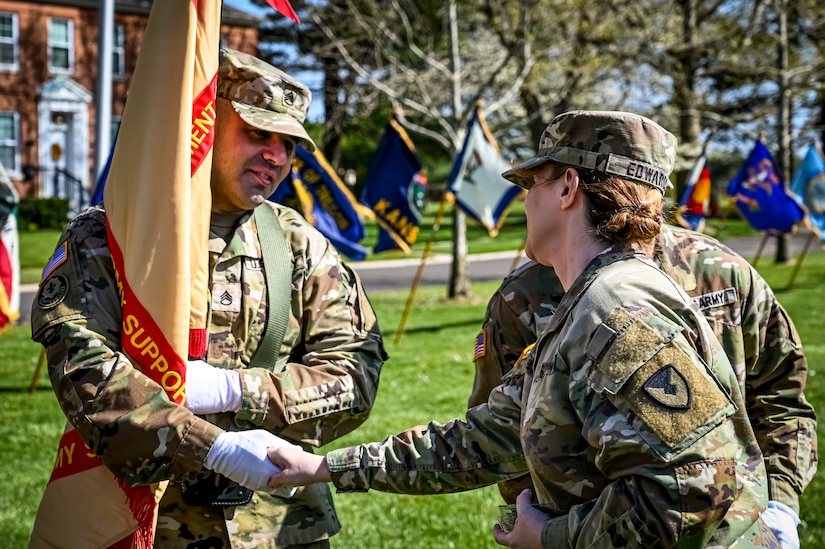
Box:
[786,231,816,289]
[751,233,769,267]
[394,193,451,346]
[28,348,47,394]
[508,236,526,273]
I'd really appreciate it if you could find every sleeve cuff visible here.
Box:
[172,414,223,480]
[768,476,801,515]
[542,515,570,548]
[327,446,371,492]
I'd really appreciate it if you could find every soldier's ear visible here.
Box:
[558,168,580,210]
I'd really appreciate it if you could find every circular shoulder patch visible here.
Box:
[38,275,69,309]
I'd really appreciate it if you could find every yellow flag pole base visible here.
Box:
[29,347,47,394]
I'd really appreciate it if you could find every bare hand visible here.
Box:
[267,445,331,489]
[492,489,550,549]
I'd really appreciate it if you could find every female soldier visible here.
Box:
[265,111,776,548]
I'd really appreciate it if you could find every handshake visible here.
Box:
[185,360,331,495]
[204,429,330,496]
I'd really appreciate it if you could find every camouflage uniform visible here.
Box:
[470,224,818,513]
[325,246,775,547]
[31,202,386,548]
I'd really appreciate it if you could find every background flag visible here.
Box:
[360,115,425,254]
[265,0,300,23]
[90,130,117,206]
[30,1,221,547]
[270,145,370,260]
[726,140,804,234]
[447,105,523,236]
[0,161,19,332]
[790,144,825,243]
[676,148,711,232]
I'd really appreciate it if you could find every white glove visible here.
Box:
[761,500,800,549]
[205,430,299,497]
[184,360,242,414]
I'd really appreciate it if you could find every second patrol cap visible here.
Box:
[502,110,677,193]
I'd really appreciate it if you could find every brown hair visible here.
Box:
[547,164,664,245]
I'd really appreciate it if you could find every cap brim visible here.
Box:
[232,101,316,152]
[501,156,553,189]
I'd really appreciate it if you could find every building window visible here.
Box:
[112,24,124,79]
[0,12,18,71]
[0,112,19,173]
[48,18,74,73]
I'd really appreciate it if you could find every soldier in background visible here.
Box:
[469,216,817,549]
[267,110,779,548]
[30,49,386,548]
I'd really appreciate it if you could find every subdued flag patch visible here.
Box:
[474,331,487,360]
[40,242,67,284]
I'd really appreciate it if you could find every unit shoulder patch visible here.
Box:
[38,275,69,309]
[621,341,732,448]
[643,364,690,409]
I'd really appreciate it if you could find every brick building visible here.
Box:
[0,0,259,211]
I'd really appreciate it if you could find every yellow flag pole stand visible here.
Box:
[394,194,452,346]
[508,236,527,274]
[29,347,47,394]
[751,233,770,268]
[786,232,816,290]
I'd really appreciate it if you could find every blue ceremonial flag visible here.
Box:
[90,142,115,206]
[447,105,524,236]
[360,116,425,254]
[789,144,825,243]
[270,145,370,260]
[726,140,804,234]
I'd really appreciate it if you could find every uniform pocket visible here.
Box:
[587,307,736,461]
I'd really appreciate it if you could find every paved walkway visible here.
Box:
[720,228,823,261]
[16,228,822,325]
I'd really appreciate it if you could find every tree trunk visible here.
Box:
[776,0,791,263]
[450,207,469,297]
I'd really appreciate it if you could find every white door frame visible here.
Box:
[37,77,92,213]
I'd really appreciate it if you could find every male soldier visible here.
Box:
[469,222,817,547]
[30,49,386,548]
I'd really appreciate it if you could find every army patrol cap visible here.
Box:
[502,110,677,193]
[218,48,316,152]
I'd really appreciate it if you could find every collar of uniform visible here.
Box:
[208,210,262,259]
[544,244,643,334]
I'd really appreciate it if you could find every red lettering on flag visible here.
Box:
[191,72,218,175]
[49,429,102,483]
[106,220,189,405]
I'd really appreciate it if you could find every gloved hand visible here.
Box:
[205,430,300,494]
[761,500,800,549]
[184,360,242,414]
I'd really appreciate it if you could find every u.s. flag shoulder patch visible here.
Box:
[40,242,68,285]
[474,331,487,360]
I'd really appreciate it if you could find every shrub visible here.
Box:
[18,197,70,231]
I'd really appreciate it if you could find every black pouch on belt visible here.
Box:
[180,470,253,507]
